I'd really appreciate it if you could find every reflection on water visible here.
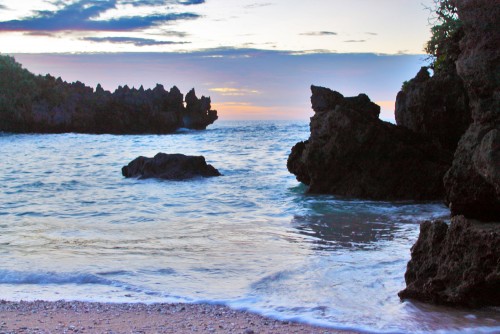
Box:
[292,214,398,250]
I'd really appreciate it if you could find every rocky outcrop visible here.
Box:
[395,67,471,151]
[287,85,452,200]
[0,55,218,134]
[183,89,218,130]
[398,216,500,307]
[122,153,221,180]
[399,0,500,309]
[442,0,500,221]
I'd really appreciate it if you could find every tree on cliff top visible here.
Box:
[425,0,463,73]
[0,55,38,115]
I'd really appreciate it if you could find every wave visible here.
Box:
[0,270,113,285]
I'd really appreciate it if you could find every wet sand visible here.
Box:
[0,300,359,334]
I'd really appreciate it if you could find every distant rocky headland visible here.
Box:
[288,0,499,308]
[0,55,217,134]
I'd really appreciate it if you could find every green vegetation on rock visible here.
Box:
[424,0,463,73]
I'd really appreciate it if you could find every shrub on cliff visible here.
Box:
[424,0,463,73]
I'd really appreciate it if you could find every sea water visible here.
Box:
[0,121,498,334]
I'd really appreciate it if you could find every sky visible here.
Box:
[0,0,436,121]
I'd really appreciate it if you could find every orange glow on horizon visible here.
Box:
[212,102,309,120]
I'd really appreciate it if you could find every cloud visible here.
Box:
[148,30,188,38]
[288,49,334,55]
[83,36,189,46]
[366,32,378,36]
[209,87,260,96]
[344,40,366,43]
[0,4,8,10]
[120,0,205,5]
[244,3,273,9]
[301,31,337,36]
[177,0,205,5]
[0,0,200,32]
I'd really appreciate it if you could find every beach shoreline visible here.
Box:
[0,300,359,334]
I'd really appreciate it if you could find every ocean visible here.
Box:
[1,120,499,333]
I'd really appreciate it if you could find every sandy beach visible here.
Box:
[0,300,358,334]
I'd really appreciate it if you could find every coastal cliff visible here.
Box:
[442,0,500,220]
[287,85,452,200]
[0,55,217,134]
[399,0,500,307]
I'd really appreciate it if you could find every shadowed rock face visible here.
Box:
[395,67,471,151]
[122,153,221,180]
[443,0,500,221]
[398,216,500,307]
[287,85,452,200]
[399,0,500,309]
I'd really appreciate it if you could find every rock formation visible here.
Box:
[183,89,218,130]
[122,153,221,180]
[399,0,500,308]
[443,0,500,221]
[395,66,471,151]
[287,85,452,200]
[398,216,500,307]
[0,55,218,134]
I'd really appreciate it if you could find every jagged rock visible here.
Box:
[443,0,500,220]
[287,85,452,200]
[395,67,471,151]
[0,55,218,134]
[183,89,218,130]
[398,216,500,307]
[122,153,221,180]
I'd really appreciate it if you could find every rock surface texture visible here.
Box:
[287,85,452,200]
[395,67,471,151]
[400,0,500,309]
[122,153,221,180]
[443,0,500,220]
[398,216,500,307]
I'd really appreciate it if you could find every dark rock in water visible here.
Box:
[443,0,500,221]
[122,153,221,180]
[398,216,500,307]
[395,67,471,151]
[287,85,452,200]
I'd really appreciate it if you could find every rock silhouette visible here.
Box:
[0,55,217,134]
[287,85,452,200]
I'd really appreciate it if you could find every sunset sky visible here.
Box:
[0,0,436,120]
